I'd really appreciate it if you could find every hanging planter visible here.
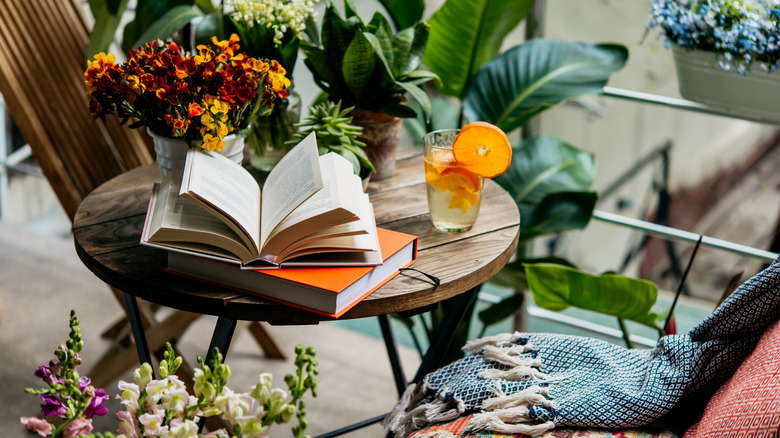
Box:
[673,47,780,123]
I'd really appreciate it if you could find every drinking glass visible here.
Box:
[423,129,483,232]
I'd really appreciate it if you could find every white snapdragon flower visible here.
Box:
[168,417,200,438]
[117,380,141,414]
[229,0,320,46]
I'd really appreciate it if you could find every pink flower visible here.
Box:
[20,416,53,437]
[116,410,139,438]
[63,417,93,438]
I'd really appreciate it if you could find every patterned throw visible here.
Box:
[385,259,780,438]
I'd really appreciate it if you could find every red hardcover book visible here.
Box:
[166,228,418,318]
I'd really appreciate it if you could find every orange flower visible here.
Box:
[188,103,204,117]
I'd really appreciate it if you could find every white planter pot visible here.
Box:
[150,131,245,178]
[673,47,780,124]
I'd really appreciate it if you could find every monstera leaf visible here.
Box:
[463,40,628,133]
[423,0,534,99]
[525,263,663,330]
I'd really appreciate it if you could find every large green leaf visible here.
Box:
[525,263,662,328]
[423,0,534,99]
[86,0,129,59]
[392,22,428,77]
[377,0,425,30]
[464,40,628,133]
[490,256,576,289]
[128,6,203,51]
[495,136,595,206]
[519,191,597,242]
[403,96,459,144]
[343,33,376,102]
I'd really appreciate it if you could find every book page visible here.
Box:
[143,173,256,262]
[259,152,374,263]
[259,133,323,245]
[180,149,261,253]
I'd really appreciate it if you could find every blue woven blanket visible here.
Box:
[385,258,780,437]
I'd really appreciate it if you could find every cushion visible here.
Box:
[683,318,780,437]
[407,414,675,438]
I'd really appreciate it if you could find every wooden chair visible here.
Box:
[0,0,284,388]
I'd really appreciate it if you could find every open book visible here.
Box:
[141,133,381,268]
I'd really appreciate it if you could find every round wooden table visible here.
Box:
[73,148,520,325]
[73,148,519,437]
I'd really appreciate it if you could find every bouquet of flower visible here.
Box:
[648,0,780,74]
[227,0,320,75]
[84,35,291,151]
[22,311,318,438]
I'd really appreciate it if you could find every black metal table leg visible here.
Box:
[205,316,238,364]
[413,285,480,382]
[379,314,407,396]
[123,292,153,371]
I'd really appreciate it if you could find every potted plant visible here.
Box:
[192,0,323,171]
[84,35,290,177]
[300,0,439,180]
[647,0,780,118]
[287,100,375,188]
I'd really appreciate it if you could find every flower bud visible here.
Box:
[134,362,153,388]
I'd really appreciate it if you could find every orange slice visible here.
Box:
[452,121,512,178]
[429,167,482,194]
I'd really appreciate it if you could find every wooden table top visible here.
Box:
[73,148,520,325]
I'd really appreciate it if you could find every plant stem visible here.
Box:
[617,317,634,349]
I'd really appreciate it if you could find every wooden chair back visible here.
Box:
[0,0,154,221]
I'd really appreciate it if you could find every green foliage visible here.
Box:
[524,263,665,332]
[463,40,629,133]
[86,0,130,59]
[289,100,375,176]
[301,0,438,121]
[377,0,425,30]
[423,0,534,99]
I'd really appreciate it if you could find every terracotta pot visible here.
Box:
[351,109,403,181]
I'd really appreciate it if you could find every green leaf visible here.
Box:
[423,0,534,99]
[525,263,662,329]
[86,0,130,59]
[404,96,459,145]
[464,40,628,133]
[377,0,425,30]
[342,33,376,102]
[194,0,216,14]
[490,256,577,289]
[478,293,525,329]
[495,136,595,206]
[129,6,203,51]
[390,24,424,77]
[396,82,431,123]
[321,4,359,78]
[520,191,597,242]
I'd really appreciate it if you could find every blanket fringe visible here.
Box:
[462,332,527,353]
[477,345,548,381]
[383,383,465,438]
[480,385,552,411]
[469,385,555,436]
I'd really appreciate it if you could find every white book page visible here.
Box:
[180,149,261,251]
[259,133,322,245]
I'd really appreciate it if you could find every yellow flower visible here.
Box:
[210,99,229,116]
[126,75,146,94]
[202,133,221,151]
[201,112,217,130]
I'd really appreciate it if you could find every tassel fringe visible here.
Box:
[462,332,527,353]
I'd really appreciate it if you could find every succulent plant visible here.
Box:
[287,100,375,176]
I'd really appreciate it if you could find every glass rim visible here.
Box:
[423,129,460,149]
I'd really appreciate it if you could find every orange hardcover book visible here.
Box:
[166,228,418,318]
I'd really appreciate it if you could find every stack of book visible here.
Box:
[141,134,417,318]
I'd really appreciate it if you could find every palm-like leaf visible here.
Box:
[423,0,534,99]
[464,40,628,133]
